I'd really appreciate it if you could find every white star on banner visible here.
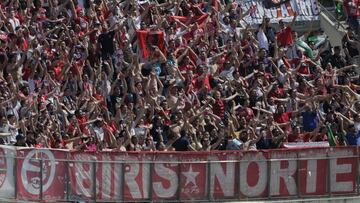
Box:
[182,165,199,187]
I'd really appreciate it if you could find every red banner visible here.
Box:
[16,148,67,201]
[169,14,209,28]
[136,30,165,58]
[179,152,208,200]
[0,146,356,202]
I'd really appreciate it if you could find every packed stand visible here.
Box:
[0,0,359,151]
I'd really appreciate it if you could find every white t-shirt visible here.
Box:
[219,67,235,80]
[257,28,269,51]
[355,122,360,133]
[94,127,104,141]
[0,124,16,144]
[268,105,277,113]
[9,18,20,32]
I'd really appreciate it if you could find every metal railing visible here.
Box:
[319,1,347,30]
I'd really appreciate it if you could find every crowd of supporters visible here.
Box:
[0,0,359,151]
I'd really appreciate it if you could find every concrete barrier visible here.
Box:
[320,12,346,48]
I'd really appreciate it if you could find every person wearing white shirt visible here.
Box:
[8,10,20,32]
[257,18,269,51]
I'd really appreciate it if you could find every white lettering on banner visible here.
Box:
[270,153,297,196]
[99,155,123,199]
[142,161,150,199]
[124,158,150,199]
[210,156,235,197]
[73,154,97,198]
[182,165,200,187]
[0,147,15,198]
[306,1,314,16]
[101,155,112,199]
[153,163,178,198]
[306,159,318,194]
[297,149,328,194]
[124,162,141,199]
[289,0,297,15]
[240,0,319,24]
[303,151,327,194]
[21,149,56,195]
[269,5,278,19]
[311,0,320,15]
[240,153,267,197]
[329,150,354,192]
[0,149,7,188]
[280,3,290,17]
[257,3,266,19]
[298,1,307,16]
[113,157,122,199]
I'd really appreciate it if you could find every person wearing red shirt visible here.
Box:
[179,56,196,73]
[344,0,360,33]
[268,83,286,98]
[287,126,304,142]
[276,12,298,47]
[211,91,225,120]
[210,90,239,120]
[192,66,211,91]
[268,102,311,134]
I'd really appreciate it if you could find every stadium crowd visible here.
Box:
[0,0,359,151]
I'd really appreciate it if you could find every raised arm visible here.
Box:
[223,92,239,101]
[289,12,298,29]
[253,106,274,116]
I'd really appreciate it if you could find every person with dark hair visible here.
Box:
[330,46,347,68]
[343,0,360,34]
[172,129,192,151]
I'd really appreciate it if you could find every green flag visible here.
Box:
[327,124,338,147]
[296,39,314,58]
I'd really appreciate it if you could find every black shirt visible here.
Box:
[329,54,346,68]
[342,35,359,59]
[172,136,190,151]
[150,124,169,144]
[98,30,116,56]
[257,136,270,149]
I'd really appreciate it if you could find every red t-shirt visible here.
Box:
[179,64,195,72]
[274,112,292,132]
[268,88,286,98]
[344,0,360,17]
[281,57,292,69]
[288,133,301,142]
[22,66,32,81]
[291,57,311,75]
[212,99,225,119]
[67,123,76,135]
[274,112,291,124]
[239,107,254,121]
[193,74,211,91]
[94,93,107,107]
[77,116,90,135]
[277,27,293,47]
